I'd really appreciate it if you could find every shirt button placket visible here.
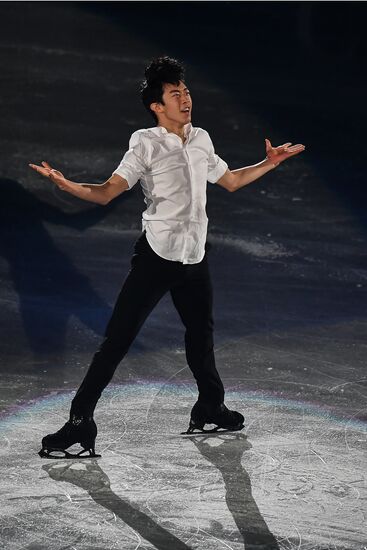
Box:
[183,140,193,263]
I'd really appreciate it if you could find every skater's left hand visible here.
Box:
[265,138,305,166]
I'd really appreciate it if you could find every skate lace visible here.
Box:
[54,416,90,436]
[70,416,84,426]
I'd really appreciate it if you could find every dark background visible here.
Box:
[2,1,366,209]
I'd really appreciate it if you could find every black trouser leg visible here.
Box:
[70,235,177,417]
[170,255,225,409]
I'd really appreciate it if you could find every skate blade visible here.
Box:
[181,423,245,436]
[38,448,101,459]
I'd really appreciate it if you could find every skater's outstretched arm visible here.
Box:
[216,138,306,192]
[29,161,129,205]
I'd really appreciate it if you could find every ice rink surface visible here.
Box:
[1,3,366,549]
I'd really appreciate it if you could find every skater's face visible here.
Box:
[150,81,192,127]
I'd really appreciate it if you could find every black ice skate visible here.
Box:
[181,402,245,435]
[39,415,101,459]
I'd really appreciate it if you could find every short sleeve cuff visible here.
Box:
[207,157,228,184]
[112,167,137,190]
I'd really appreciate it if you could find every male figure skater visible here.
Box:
[30,56,305,458]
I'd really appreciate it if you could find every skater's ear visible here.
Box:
[150,101,165,116]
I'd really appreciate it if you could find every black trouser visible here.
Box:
[70,232,225,418]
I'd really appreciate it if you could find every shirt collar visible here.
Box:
[150,123,193,139]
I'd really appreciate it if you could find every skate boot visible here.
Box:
[182,402,245,435]
[39,415,101,459]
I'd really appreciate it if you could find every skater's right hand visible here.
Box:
[29,161,71,191]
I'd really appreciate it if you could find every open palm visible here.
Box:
[265,138,305,166]
[29,161,69,190]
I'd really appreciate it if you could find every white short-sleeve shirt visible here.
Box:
[113,123,228,264]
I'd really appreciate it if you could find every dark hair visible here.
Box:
[140,56,185,123]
